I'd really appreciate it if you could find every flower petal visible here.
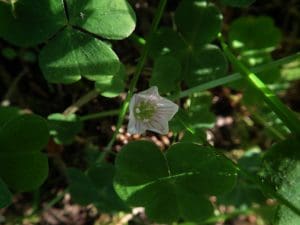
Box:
[129,95,137,115]
[156,98,179,120]
[128,115,146,134]
[139,86,159,97]
[144,116,169,135]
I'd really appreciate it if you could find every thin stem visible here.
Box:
[80,109,120,121]
[1,68,27,106]
[169,52,300,100]
[63,89,99,115]
[105,101,129,150]
[31,189,40,213]
[218,34,300,136]
[44,190,67,210]
[105,0,168,151]
[27,190,67,217]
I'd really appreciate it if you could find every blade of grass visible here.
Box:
[170,52,300,100]
[218,33,300,136]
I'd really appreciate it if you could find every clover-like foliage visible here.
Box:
[0,0,136,85]
[67,164,129,213]
[114,141,238,223]
[148,0,228,90]
[0,107,49,208]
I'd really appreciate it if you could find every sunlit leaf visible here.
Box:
[95,64,126,98]
[67,0,136,40]
[39,28,120,84]
[229,16,281,53]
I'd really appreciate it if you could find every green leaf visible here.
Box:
[39,28,120,84]
[148,28,187,60]
[47,113,83,145]
[67,0,136,40]
[149,29,228,87]
[95,64,126,98]
[84,144,103,167]
[0,0,66,47]
[0,178,12,208]
[0,115,49,191]
[181,128,206,145]
[68,164,128,212]
[175,1,222,47]
[170,92,216,130]
[169,93,215,134]
[220,147,265,208]
[220,0,255,7]
[187,93,216,129]
[114,141,238,223]
[150,56,181,94]
[184,45,228,87]
[228,16,281,53]
[67,168,99,205]
[0,106,22,127]
[261,139,300,225]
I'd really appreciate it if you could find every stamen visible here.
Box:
[133,101,156,121]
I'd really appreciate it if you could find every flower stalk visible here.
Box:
[105,0,169,150]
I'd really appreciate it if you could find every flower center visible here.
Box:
[134,101,156,121]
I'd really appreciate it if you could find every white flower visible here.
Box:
[128,86,179,135]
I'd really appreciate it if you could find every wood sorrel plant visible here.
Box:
[1,0,300,224]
